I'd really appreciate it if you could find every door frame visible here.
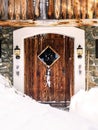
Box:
[13,27,85,94]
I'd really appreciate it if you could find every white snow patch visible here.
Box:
[0,74,98,130]
[70,87,98,125]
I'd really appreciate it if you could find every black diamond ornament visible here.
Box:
[38,46,60,68]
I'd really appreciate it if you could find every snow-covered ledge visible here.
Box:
[13,27,85,94]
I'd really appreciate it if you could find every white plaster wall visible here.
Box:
[13,27,85,94]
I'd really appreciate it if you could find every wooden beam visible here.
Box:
[0,19,98,27]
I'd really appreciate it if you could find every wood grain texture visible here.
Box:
[8,0,14,20]
[15,0,21,20]
[61,0,67,19]
[87,0,95,18]
[67,0,73,19]
[95,0,98,18]
[73,0,81,19]
[35,0,40,17]
[81,0,87,19]
[24,34,74,102]
[48,0,54,18]
[21,0,26,19]
[27,0,34,19]
[0,0,97,20]
[0,0,4,18]
[55,0,61,19]
[0,19,97,27]
[0,0,8,19]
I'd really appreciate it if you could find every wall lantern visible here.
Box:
[77,45,83,58]
[14,45,20,59]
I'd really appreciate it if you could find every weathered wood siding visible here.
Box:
[0,0,97,20]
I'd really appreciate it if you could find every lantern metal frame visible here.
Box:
[14,45,20,59]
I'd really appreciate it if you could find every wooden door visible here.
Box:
[24,34,74,103]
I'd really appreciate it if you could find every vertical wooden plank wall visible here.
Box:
[0,0,4,19]
[27,0,34,19]
[61,0,67,19]
[74,0,81,18]
[55,0,61,19]
[15,0,20,20]
[48,0,54,18]
[67,0,73,19]
[0,0,8,19]
[21,0,26,20]
[81,0,87,19]
[8,0,14,20]
[87,0,95,18]
[35,0,40,17]
[0,0,97,20]
[95,0,98,18]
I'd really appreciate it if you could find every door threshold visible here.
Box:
[38,101,70,108]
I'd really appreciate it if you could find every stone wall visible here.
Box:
[80,26,98,89]
[0,27,19,84]
[0,26,98,89]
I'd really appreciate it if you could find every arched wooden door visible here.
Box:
[24,34,74,103]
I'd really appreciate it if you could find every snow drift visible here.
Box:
[0,74,98,130]
[70,87,98,125]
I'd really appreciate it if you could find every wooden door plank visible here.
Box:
[69,38,74,97]
[32,36,39,100]
[24,38,30,95]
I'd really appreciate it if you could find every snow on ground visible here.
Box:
[0,74,98,130]
[70,87,98,125]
